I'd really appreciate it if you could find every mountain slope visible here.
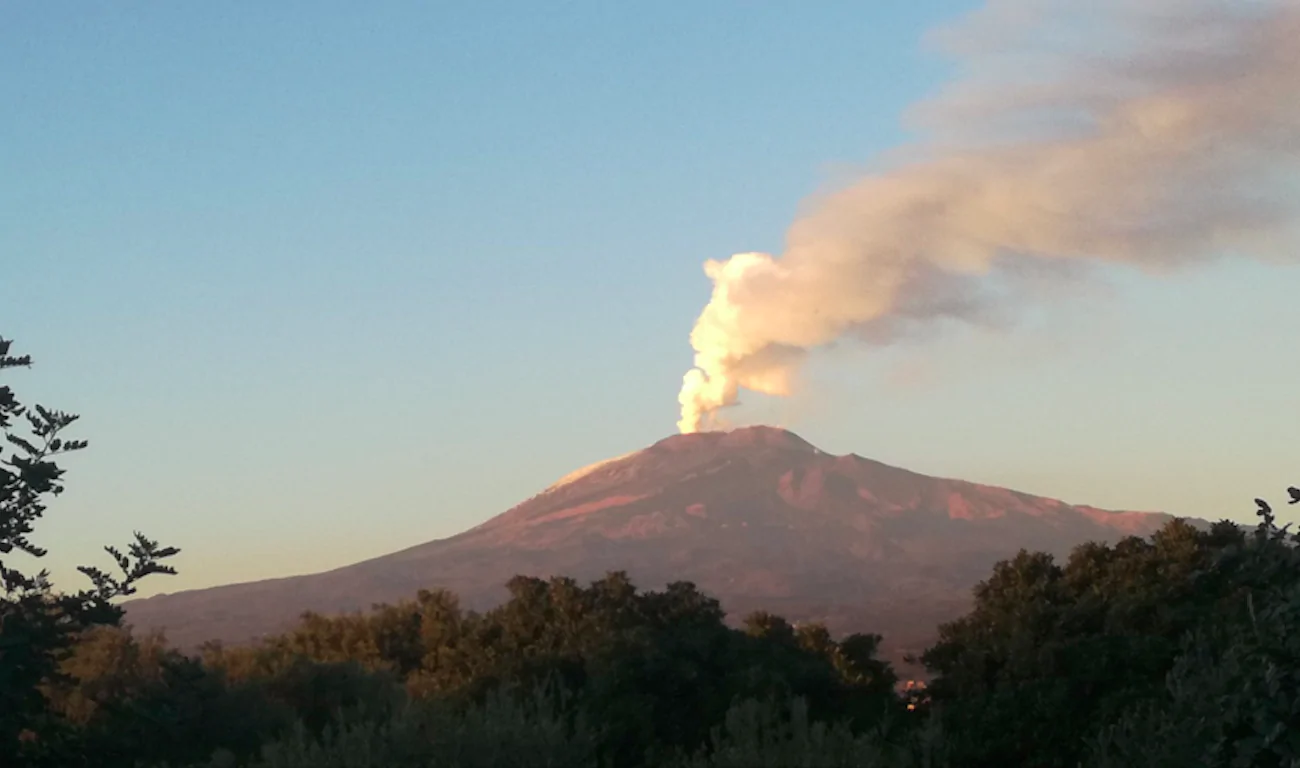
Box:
[124,426,1182,664]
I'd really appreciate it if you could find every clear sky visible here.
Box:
[4,2,1297,597]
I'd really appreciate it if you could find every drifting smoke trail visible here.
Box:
[677,0,1300,434]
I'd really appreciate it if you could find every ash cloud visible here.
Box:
[678,0,1300,433]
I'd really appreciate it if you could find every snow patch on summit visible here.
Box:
[545,451,637,492]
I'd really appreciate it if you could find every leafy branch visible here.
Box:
[0,335,181,756]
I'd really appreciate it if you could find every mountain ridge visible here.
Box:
[124,426,1186,665]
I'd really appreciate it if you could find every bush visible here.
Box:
[661,697,948,768]
[235,684,598,768]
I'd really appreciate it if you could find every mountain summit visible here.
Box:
[125,426,1179,664]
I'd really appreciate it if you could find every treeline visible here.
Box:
[5,335,1300,766]
[46,573,903,767]
[21,494,1300,768]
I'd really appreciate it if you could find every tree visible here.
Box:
[0,336,179,764]
[1088,487,1300,767]
[919,488,1300,767]
[42,625,283,768]
[216,571,904,767]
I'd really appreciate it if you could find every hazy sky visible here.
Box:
[4,1,1297,598]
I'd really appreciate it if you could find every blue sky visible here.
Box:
[4,1,1297,597]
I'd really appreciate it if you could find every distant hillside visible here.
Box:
[125,426,1185,666]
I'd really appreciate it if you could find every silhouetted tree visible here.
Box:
[0,336,179,765]
[1088,488,1300,767]
[919,488,1300,767]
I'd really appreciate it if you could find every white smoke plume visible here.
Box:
[677,0,1300,434]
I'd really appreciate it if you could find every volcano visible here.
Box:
[124,427,1182,666]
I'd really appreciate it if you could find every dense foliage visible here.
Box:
[192,572,903,767]
[4,333,1298,766]
[918,495,1300,767]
